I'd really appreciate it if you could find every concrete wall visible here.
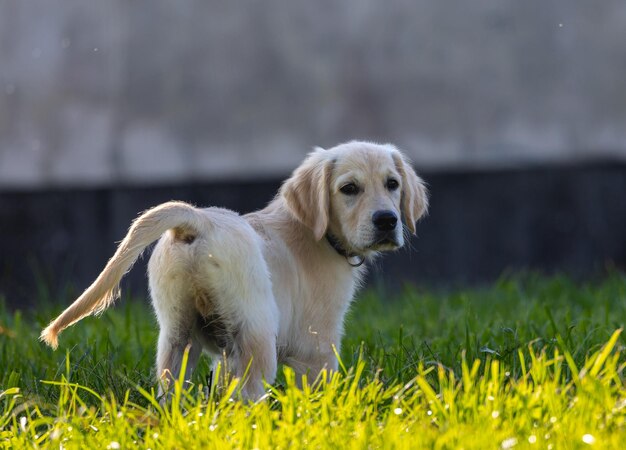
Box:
[1,0,626,188]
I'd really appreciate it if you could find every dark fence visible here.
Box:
[1,161,625,308]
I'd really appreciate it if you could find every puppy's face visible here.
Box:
[282,141,429,257]
[327,147,405,254]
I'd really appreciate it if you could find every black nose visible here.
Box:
[372,210,398,231]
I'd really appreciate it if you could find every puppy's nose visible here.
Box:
[372,210,398,231]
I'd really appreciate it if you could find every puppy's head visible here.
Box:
[282,141,428,257]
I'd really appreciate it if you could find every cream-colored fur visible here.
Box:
[40,141,428,400]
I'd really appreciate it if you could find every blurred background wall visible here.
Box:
[2,0,626,186]
[1,0,625,304]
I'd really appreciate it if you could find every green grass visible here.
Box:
[2,272,626,448]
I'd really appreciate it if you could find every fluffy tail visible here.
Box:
[40,201,202,349]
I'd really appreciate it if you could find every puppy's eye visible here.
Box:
[386,179,399,191]
[340,183,359,195]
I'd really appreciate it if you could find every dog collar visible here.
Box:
[325,234,365,267]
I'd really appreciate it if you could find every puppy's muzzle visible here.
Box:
[370,210,401,249]
[372,210,398,232]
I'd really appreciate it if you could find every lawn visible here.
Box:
[1,272,626,448]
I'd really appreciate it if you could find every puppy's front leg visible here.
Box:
[289,341,340,387]
[308,349,339,380]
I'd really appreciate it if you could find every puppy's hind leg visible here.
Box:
[149,238,203,400]
[234,324,278,400]
[155,314,202,399]
[200,222,280,401]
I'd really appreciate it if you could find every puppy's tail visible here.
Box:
[40,201,202,349]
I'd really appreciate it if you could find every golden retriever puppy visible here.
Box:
[40,141,428,400]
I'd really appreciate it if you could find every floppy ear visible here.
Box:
[391,150,429,234]
[281,148,333,241]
